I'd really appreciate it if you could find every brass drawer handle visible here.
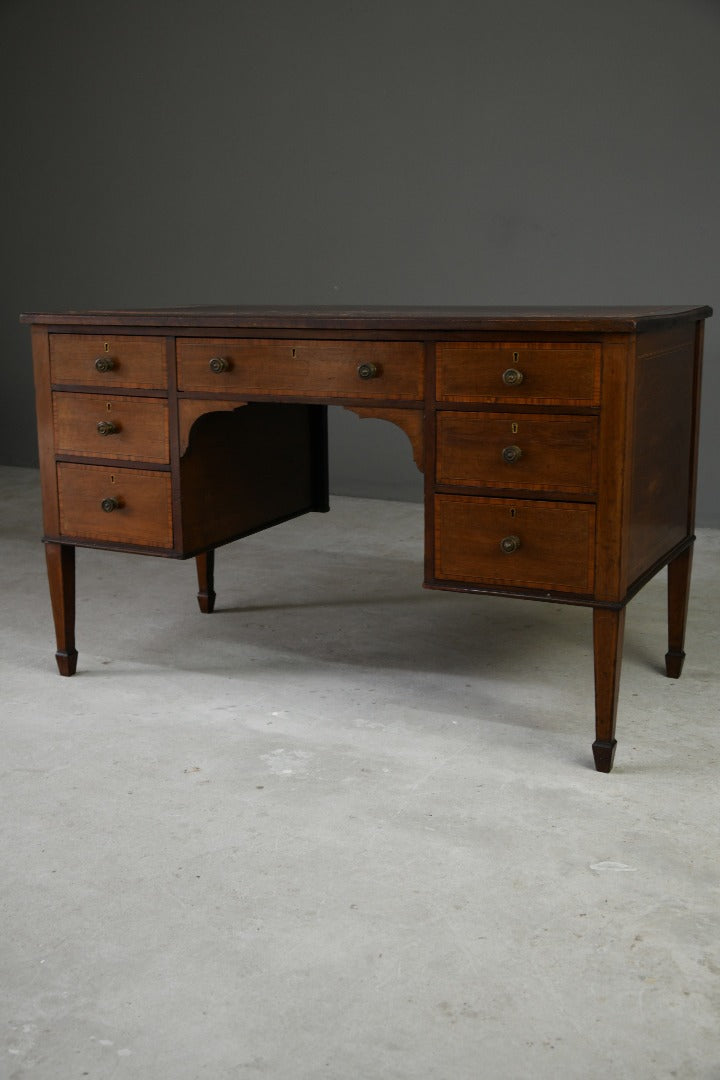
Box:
[357,362,379,380]
[100,496,122,513]
[209,356,231,374]
[96,420,118,436]
[94,356,115,373]
[502,367,524,387]
[500,534,521,554]
[502,444,522,464]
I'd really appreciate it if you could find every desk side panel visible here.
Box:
[31,327,60,536]
[625,325,697,585]
[178,402,325,554]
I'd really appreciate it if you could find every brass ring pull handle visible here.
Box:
[502,367,524,387]
[209,356,231,374]
[101,496,122,513]
[94,356,115,372]
[501,444,522,464]
[96,420,118,436]
[500,534,521,554]
[357,362,379,380]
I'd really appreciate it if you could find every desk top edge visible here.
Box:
[19,304,712,332]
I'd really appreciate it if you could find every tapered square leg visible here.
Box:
[592,606,626,772]
[666,545,693,679]
[45,541,78,676]
[196,550,216,613]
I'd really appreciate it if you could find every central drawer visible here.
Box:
[57,463,173,548]
[176,338,425,399]
[436,412,598,493]
[434,494,596,594]
[53,393,169,463]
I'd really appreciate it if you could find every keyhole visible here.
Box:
[106,402,112,412]
[511,422,518,434]
[104,341,110,353]
[510,507,516,518]
[110,474,115,484]
[512,351,519,362]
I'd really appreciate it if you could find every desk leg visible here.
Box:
[666,546,692,678]
[592,606,625,772]
[196,550,216,613]
[45,541,78,676]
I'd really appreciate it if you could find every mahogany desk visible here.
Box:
[22,305,711,772]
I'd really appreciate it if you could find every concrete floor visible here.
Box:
[1,464,719,1080]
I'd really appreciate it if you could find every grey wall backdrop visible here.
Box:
[2,0,718,521]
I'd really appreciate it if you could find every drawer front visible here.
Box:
[176,338,425,399]
[436,342,601,405]
[436,412,598,494]
[434,494,595,594]
[50,334,167,389]
[53,393,169,463]
[57,463,173,548]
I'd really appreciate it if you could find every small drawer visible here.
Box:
[53,393,169,463]
[436,412,598,494]
[176,338,425,400]
[434,494,595,594]
[57,463,173,548]
[50,334,167,389]
[436,342,600,406]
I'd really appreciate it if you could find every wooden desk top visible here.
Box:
[20,305,712,332]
